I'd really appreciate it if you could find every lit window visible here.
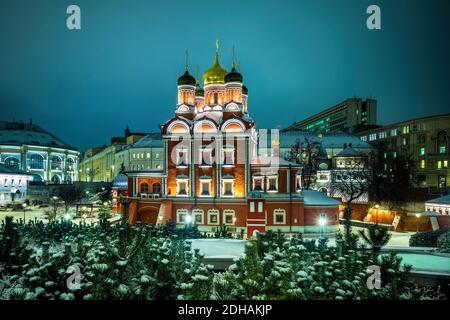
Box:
[439,146,447,154]
[222,177,234,197]
[393,152,397,158]
[258,202,263,213]
[360,136,367,142]
[369,134,377,141]
[437,161,442,169]
[147,153,150,158]
[192,209,204,224]
[273,209,286,225]
[176,148,188,167]
[420,160,425,169]
[379,132,387,139]
[199,147,212,166]
[200,178,211,196]
[223,209,235,225]
[267,176,278,192]
[391,129,397,137]
[176,178,188,196]
[208,209,219,225]
[223,148,234,166]
[249,202,255,212]
[444,161,448,169]
[176,209,189,224]
[402,126,409,134]
[253,177,264,191]
[419,148,425,156]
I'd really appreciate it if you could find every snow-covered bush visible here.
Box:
[409,229,448,248]
[437,230,450,253]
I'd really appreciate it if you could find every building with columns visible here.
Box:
[0,121,79,183]
[122,42,340,238]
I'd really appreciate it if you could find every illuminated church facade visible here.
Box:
[122,42,340,238]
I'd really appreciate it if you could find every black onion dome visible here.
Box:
[224,67,243,83]
[242,85,248,95]
[178,70,196,86]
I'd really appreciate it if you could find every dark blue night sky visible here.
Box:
[0,0,449,151]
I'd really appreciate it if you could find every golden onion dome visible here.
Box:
[203,40,228,86]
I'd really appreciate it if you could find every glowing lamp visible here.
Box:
[318,217,327,226]
[185,215,192,223]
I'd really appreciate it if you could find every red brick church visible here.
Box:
[117,42,340,238]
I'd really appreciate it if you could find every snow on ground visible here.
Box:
[0,207,120,224]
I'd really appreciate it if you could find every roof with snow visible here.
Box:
[112,173,128,190]
[0,121,77,151]
[130,133,163,148]
[251,156,299,167]
[335,146,364,158]
[426,195,450,205]
[261,130,373,150]
[302,190,340,207]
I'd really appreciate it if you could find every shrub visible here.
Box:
[409,229,449,247]
[437,230,450,253]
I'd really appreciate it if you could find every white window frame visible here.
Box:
[176,148,188,167]
[176,209,189,224]
[273,209,286,225]
[223,209,236,226]
[207,209,220,225]
[257,202,263,213]
[199,178,212,197]
[176,178,189,197]
[222,178,235,197]
[252,176,264,191]
[222,146,235,167]
[192,209,204,225]
[266,175,278,193]
[199,147,213,167]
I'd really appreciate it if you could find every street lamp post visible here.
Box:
[415,213,421,233]
[318,216,327,238]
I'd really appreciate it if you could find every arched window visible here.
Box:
[67,157,75,170]
[29,154,44,169]
[152,183,161,194]
[140,183,149,194]
[51,175,60,184]
[4,156,20,168]
[50,155,62,170]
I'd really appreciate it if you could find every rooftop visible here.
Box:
[260,130,373,150]
[0,121,77,151]
[426,194,450,205]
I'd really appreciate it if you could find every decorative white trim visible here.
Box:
[273,209,286,225]
[193,120,218,134]
[176,209,189,224]
[221,119,245,133]
[167,121,190,134]
[207,209,220,225]
[223,209,236,225]
[222,177,235,197]
[192,209,204,225]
